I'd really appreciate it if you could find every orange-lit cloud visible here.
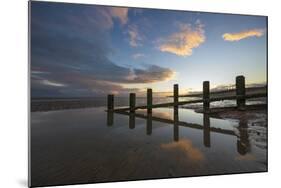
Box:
[108,7,129,25]
[97,7,129,29]
[158,21,205,56]
[161,139,204,161]
[222,28,265,41]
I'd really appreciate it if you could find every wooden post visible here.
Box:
[236,75,245,110]
[107,94,114,112]
[174,84,179,120]
[174,84,179,106]
[147,88,152,114]
[203,81,210,112]
[173,84,179,141]
[129,93,136,113]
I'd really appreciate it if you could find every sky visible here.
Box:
[31,1,267,98]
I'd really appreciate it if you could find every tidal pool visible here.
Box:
[30,107,267,187]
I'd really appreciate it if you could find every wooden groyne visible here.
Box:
[106,75,264,151]
[107,75,267,113]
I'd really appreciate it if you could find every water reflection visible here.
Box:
[146,113,152,135]
[111,108,251,156]
[129,113,135,129]
[174,105,179,142]
[31,107,266,185]
[161,139,204,162]
[237,119,250,155]
[107,112,114,126]
[203,114,211,147]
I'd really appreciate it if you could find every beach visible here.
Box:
[30,103,267,187]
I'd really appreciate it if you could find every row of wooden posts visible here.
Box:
[107,75,250,113]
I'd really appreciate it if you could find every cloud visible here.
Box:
[30,2,174,97]
[132,53,145,59]
[108,7,129,25]
[31,70,141,97]
[222,28,265,41]
[158,21,205,56]
[41,80,67,87]
[161,139,204,161]
[73,6,129,30]
[125,65,175,83]
[127,25,142,47]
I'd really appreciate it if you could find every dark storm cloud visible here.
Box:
[126,65,175,83]
[31,2,174,97]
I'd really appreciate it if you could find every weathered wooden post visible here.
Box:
[173,84,179,141]
[203,113,210,147]
[129,93,136,113]
[174,84,179,120]
[236,75,246,110]
[203,81,210,112]
[107,94,114,112]
[174,84,179,105]
[147,88,152,114]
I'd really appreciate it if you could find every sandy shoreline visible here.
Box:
[31,107,267,186]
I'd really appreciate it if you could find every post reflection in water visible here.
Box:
[129,113,135,129]
[108,108,251,156]
[173,105,179,142]
[146,113,152,135]
[203,113,211,147]
[237,119,250,155]
[107,112,114,126]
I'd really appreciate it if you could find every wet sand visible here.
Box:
[30,107,267,187]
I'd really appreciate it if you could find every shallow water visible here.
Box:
[30,107,267,187]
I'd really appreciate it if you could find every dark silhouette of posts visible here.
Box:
[203,81,210,112]
[129,93,136,129]
[107,94,114,112]
[174,84,179,107]
[129,93,136,113]
[174,84,179,121]
[236,75,246,110]
[147,88,152,114]
[173,84,179,141]
[203,113,211,147]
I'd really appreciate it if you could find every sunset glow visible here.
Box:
[31,2,267,97]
